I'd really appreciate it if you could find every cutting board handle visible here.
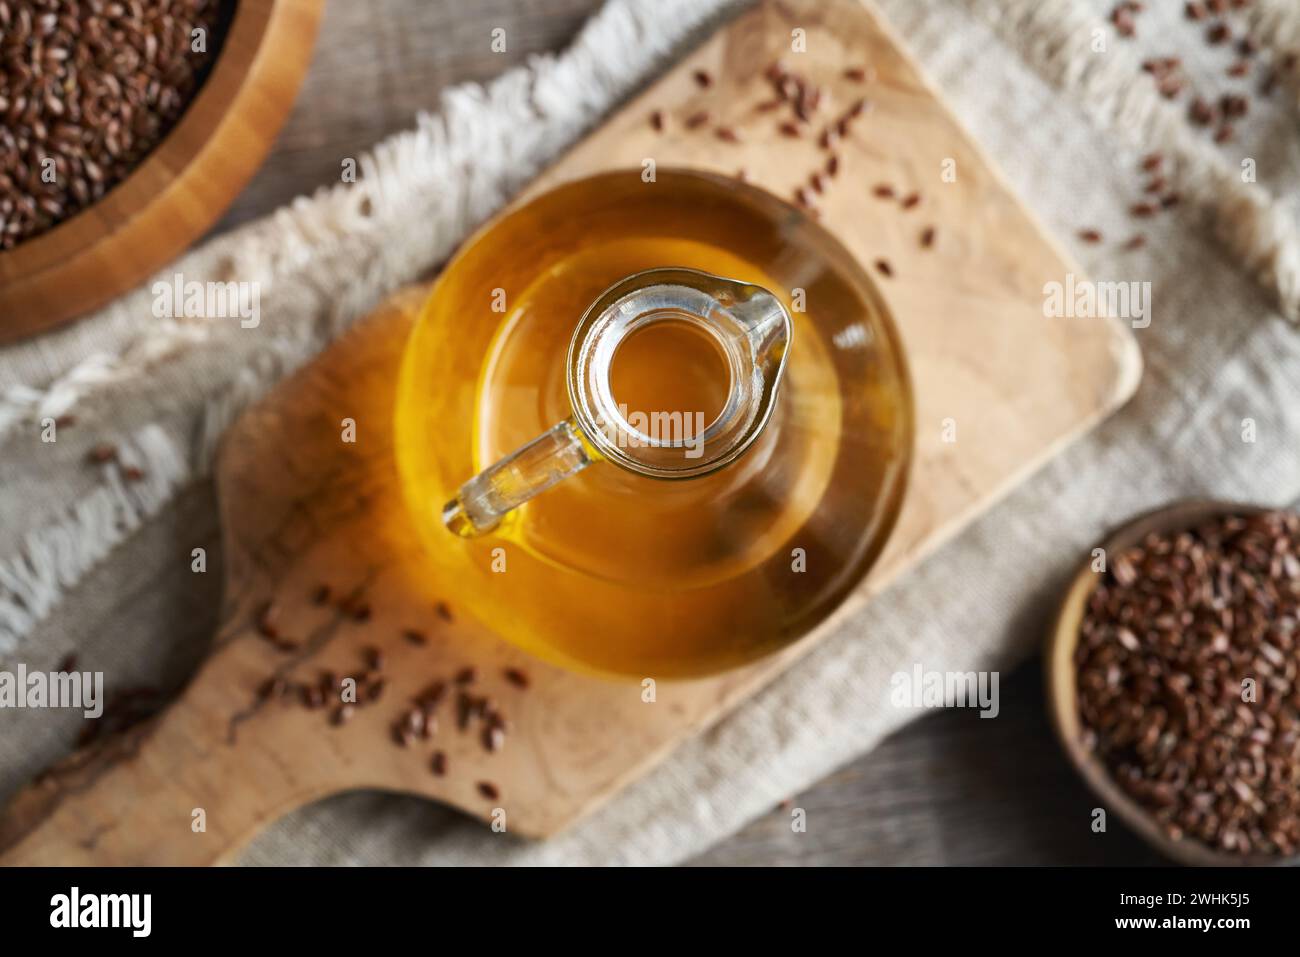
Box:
[0,616,335,866]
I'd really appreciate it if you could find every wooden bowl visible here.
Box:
[0,0,324,344]
[1045,499,1298,867]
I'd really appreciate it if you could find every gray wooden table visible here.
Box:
[210,0,1159,866]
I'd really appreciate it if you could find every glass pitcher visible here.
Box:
[395,169,912,678]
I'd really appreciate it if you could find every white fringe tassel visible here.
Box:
[0,426,189,650]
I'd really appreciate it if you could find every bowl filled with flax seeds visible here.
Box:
[0,0,323,340]
[1048,502,1300,866]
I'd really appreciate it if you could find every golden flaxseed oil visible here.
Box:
[395,170,912,677]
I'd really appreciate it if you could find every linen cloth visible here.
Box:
[1,0,1298,865]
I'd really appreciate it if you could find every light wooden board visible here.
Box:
[0,0,1140,864]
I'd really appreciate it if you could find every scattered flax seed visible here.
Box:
[872,184,896,199]
[1227,60,1251,78]
[1185,0,1207,19]
[1189,97,1217,126]
[1161,193,1181,209]
[257,677,284,701]
[302,685,326,709]
[755,98,782,112]
[1142,58,1185,100]
[649,110,664,132]
[715,126,740,143]
[88,443,117,464]
[794,187,814,209]
[54,414,76,428]
[430,751,447,776]
[1157,73,1185,100]
[366,678,387,703]
[1124,234,1148,250]
[417,680,448,708]
[778,121,802,138]
[818,127,838,150]
[848,97,869,119]
[403,629,428,647]
[1143,56,1180,73]
[404,707,426,738]
[504,668,530,690]
[331,704,354,727]
[1130,201,1159,217]
[477,781,500,801]
[455,666,478,685]
[364,646,385,671]
[826,154,840,177]
[1214,124,1235,144]
[350,602,372,623]
[256,602,280,639]
[810,172,825,194]
[1144,176,1167,194]
[483,725,505,753]
[1078,229,1103,244]
[1141,152,1163,172]
[900,192,922,210]
[920,226,936,249]
[685,110,711,130]
[692,69,712,89]
[122,465,145,482]
[1112,4,1136,38]
[844,66,869,83]
[835,116,850,138]
[799,84,822,118]
[312,584,332,606]
[434,601,453,622]
[874,258,894,278]
[1237,36,1258,57]
[1206,22,1230,46]
[1220,93,1248,119]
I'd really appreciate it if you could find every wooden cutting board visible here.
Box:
[0,0,1140,864]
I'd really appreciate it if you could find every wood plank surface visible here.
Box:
[690,661,1169,866]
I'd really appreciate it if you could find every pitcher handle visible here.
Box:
[442,418,594,537]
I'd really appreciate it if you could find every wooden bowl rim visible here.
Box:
[0,0,323,341]
[1045,498,1298,867]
